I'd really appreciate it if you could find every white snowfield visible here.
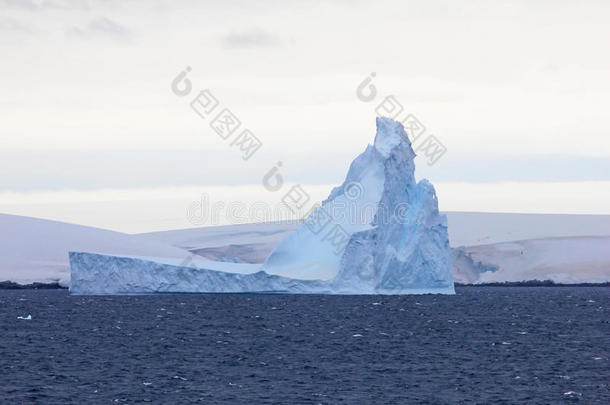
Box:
[445,212,610,247]
[0,213,194,287]
[454,236,610,284]
[140,221,299,264]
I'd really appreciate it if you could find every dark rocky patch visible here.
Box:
[0,281,66,290]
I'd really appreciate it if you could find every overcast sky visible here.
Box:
[1,0,609,232]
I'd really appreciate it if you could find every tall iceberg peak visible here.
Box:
[262,116,454,294]
[373,116,409,158]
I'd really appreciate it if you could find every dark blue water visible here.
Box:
[1,287,608,403]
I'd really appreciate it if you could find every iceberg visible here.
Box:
[70,117,454,295]
[262,117,454,294]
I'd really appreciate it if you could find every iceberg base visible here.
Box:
[69,252,455,295]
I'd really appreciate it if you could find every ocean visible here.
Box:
[1,287,608,403]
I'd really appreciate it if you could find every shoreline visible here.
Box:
[1,280,608,290]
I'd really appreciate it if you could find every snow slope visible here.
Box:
[140,221,300,264]
[445,212,610,247]
[0,214,194,287]
[453,236,610,284]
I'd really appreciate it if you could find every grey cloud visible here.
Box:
[0,0,93,10]
[0,17,32,33]
[222,29,281,49]
[88,17,129,36]
[1,150,609,192]
[66,17,131,41]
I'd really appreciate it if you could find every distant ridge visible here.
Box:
[455,280,610,287]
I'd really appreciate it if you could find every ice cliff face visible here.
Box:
[70,117,454,295]
[262,116,454,294]
[332,178,453,294]
[69,252,328,295]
